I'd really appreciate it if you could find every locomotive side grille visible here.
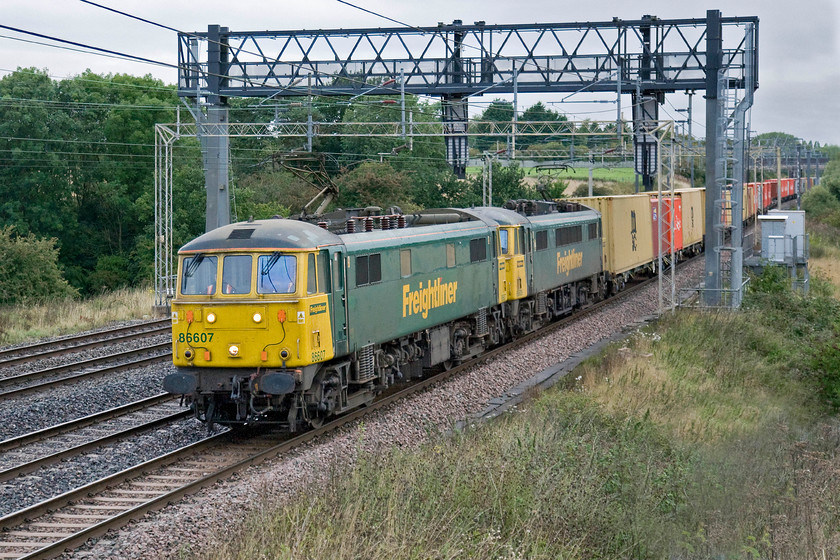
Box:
[355,344,376,383]
[475,307,488,336]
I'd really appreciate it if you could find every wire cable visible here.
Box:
[0,23,178,71]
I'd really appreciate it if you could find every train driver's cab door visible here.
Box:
[329,250,349,356]
[497,226,526,303]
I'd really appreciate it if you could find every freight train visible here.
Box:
[163,177,810,431]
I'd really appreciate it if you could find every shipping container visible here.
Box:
[720,188,733,227]
[650,196,683,256]
[744,183,757,222]
[763,179,777,210]
[567,194,654,277]
[784,178,796,200]
[675,188,704,250]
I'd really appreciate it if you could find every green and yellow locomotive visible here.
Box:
[164,202,603,430]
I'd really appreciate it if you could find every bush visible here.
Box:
[87,254,134,293]
[802,186,840,225]
[571,183,614,197]
[0,226,78,304]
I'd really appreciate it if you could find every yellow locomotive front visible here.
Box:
[163,219,344,429]
[171,250,335,369]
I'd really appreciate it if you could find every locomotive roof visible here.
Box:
[526,208,601,227]
[179,218,343,253]
[465,206,530,226]
[340,219,492,251]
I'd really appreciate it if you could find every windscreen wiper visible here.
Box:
[184,253,204,278]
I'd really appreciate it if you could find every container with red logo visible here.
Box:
[651,196,683,256]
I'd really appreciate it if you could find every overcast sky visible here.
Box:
[2,0,839,147]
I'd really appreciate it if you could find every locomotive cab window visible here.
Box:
[499,229,509,255]
[318,252,330,293]
[257,253,297,294]
[221,255,252,295]
[588,222,599,240]
[307,253,317,294]
[181,254,218,295]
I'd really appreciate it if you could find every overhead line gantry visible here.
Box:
[162,10,758,309]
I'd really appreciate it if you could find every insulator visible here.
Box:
[381,216,391,230]
[318,222,328,230]
[346,219,355,233]
[398,215,406,228]
[365,218,374,232]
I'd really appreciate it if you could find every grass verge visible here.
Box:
[0,287,155,345]
[197,268,840,560]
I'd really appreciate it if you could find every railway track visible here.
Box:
[0,343,171,400]
[0,394,178,453]
[0,400,189,484]
[0,319,170,369]
[0,262,683,560]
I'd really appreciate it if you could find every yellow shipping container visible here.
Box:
[567,194,655,277]
[675,188,705,249]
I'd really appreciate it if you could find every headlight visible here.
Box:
[253,312,262,323]
[229,344,239,357]
[206,312,217,324]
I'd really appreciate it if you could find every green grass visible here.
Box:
[532,166,637,182]
[467,165,637,182]
[194,269,840,560]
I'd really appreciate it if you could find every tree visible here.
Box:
[335,162,414,210]
[469,161,529,206]
[819,157,840,203]
[472,100,514,152]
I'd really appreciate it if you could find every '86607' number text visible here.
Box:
[178,332,214,343]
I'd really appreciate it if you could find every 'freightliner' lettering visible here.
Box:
[557,249,584,276]
[402,278,458,319]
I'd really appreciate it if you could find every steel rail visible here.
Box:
[0,394,177,453]
[0,345,171,400]
[0,319,169,367]
[0,409,191,483]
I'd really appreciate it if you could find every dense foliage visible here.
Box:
[0,69,180,297]
[803,155,840,226]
